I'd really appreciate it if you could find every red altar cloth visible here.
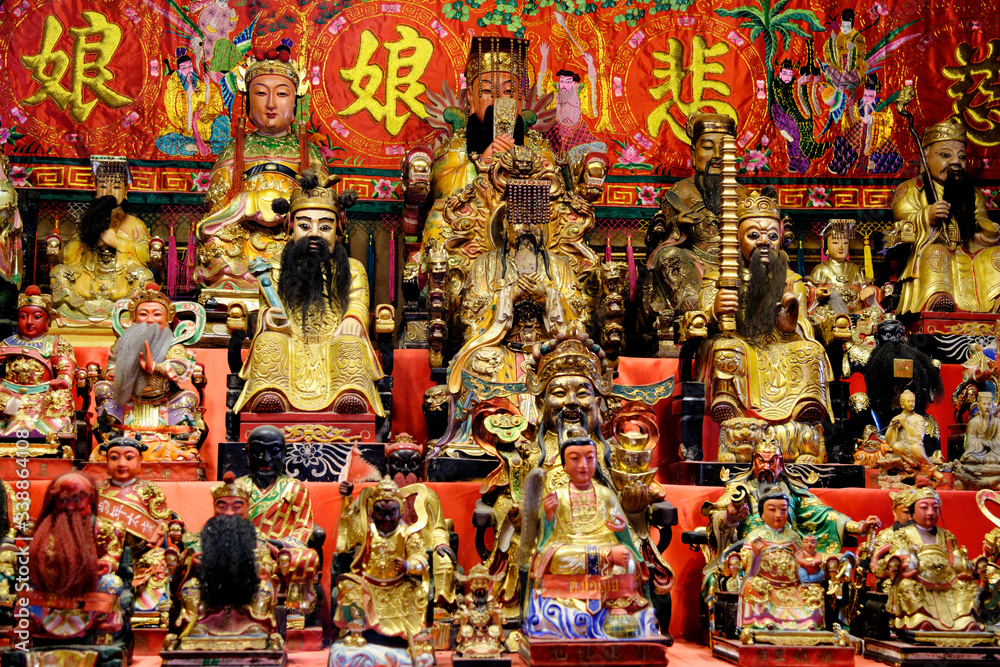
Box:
[19,480,997,642]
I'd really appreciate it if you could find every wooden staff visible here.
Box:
[895,84,937,206]
[717,133,740,332]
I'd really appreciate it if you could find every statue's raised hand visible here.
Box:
[775,292,798,333]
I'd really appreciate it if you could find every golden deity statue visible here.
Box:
[0,150,23,287]
[194,41,327,309]
[91,284,207,462]
[806,219,879,314]
[233,171,384,415]
[693,193,834,459]
[887,117,1000,313]
[334,477,430,640]
[871,488,981,635]
[50,156,156,325]
[0,286,75,454]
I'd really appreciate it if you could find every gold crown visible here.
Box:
[821,219,855,239]
[370,476,403,507]
[212,471,251,502]
[737,193,780,223]
[289,173,343,217]
[909,487,941,506]
[922,117,966,147]
[236,55,309,97]
[685,112,737,141]
[127,282,176,323]
[466,36,531,86]
[385,433,426,458]
[525,335,614,397]
[18,285,51,313]
[889,487,918,508]
[91,155,131,185]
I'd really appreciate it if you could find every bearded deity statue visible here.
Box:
[163,472,284,653]
[232,171,384,417]
[640,113,749,353]
[806,219,880,315]
[96,437,175,627]
[49,156,157,327]
[23,473,126,644]
[193,40,327,313]
[0,285,76,455]
[886,117,1000,313]
[90,284,207,463]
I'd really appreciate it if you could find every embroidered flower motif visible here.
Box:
[9,165,31,187]
[329,119,349,138]
[808,186,831,208]
[373,178,395,199]
[628,30,646,49]
[191,171,212,192]
[636,185,658,206]
[632,133,653,151]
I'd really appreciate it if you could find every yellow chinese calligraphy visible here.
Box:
[646,36,737,142]
[943,39,1000,146]
[20,12,133,124]
[338,25,433,136]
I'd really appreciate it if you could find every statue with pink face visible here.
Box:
[0,285,76,451]
[90,284,207,462]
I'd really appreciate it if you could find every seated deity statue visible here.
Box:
[0,150,23,287]
[879,389,945,486]
[25,473,126,641]
[737,490,827,633]
[164,472,282,651]
[698,440,879,597]
[886,117,1000,313]
[975,493,1000,629]
[96,437,176,627]
[333,477,430,641]
[194,41,328,300]
[234,426,323,627]
[641,113,749,350]
[91,284,207,462]
[872,489,981,634]
[870,488,917,592]
[521,435,660,640]
[953,392,1000,489]
[806,219,879,314]
[233,171,384,415]
[453,563,505,659]
[0,286,76,450]
[694,193,835,456]
[50,156,156,323]
[414,36,557,267]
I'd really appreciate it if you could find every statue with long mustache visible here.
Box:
[641,113,748,351]
[889,117,1000,313]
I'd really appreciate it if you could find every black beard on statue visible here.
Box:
[736,247,788,344]
[78,195,121,250]
[694,167,723,217]
[865,340,943,422]
[942,167,978,244]
[198,514,259,609]
[466,105,526,155]
[277,236,351,334]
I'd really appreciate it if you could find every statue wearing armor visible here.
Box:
[50,156,155,323]
[0,286,75,446]
[92,284,207,462]
[887,117,1000,313]
[0,150,23,287]
[233,171,384,415]
[194,41,328,299]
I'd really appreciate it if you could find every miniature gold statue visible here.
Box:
[695,193,834,450]
[233,171,384,415]
[888,117,1000,313]
[879,389,946,486]
[806,219,879,314]
[453,563,505,659]
[96,437,174,626]
[643,113,749,329]
[0,150,23,287]
[50,156,156,323]
[194,41,327,302]
[334,477,429,640]
[0,286,75,450]
[872,488,981,634]
[92,284,207,462]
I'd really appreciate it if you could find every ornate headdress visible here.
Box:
[285,169,343,218]
[821,219,856,240]
[127,282,176,323]
[908,486,941,506]
[18,285,51,314]
[737,193,781,224]
[921,117,967,148]
[212,471,251,502]
[466,36,531,92]
[889,487,918,508]
[685,112,736,142]
[235,40,309,97]
[369,476,403,508]
[99,436,148,455]
[385,433,426,458]
[525,334,614,397]
[91,155,131,186]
